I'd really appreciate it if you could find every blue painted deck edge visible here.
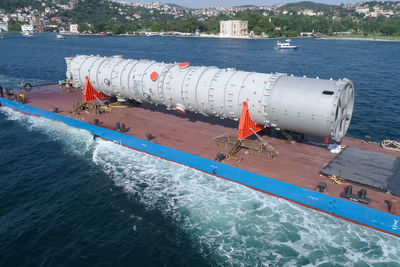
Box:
[1,97,399,236]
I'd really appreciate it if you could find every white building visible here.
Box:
[220,20,248,37]
[355,7,370,14]
[21,24,34,33]
[0,22,8,32]
[299,9,317,16]
[69,24,79,34]
[0,16,8,31]
[29,14,42,26]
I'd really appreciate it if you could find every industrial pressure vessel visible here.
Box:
[65,55,354,142]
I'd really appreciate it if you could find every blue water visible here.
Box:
[1,34,400,266]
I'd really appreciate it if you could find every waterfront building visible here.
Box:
[0,21,7,32]
[69,24,79,34]
[29,14,42,26]
[21,24,34,33]
[0,15,8,32]
[219,20,248,37]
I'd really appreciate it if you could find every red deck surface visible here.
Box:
[7,84,400,216]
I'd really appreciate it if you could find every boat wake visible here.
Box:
[0,74,50,89]
[1,106,400,266]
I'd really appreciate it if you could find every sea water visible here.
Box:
[0,34,400,266]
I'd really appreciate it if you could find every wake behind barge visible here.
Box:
[1,56,399,237]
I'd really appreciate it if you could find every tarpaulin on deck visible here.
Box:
[320,147,400,196]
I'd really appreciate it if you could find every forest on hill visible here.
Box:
[2,0,400,37]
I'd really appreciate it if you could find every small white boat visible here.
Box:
[276,39,299,50]
[145,32,159,37]
[22,31,33,37]
[56,34,65,39]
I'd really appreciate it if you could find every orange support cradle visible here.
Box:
[83,76,108,102]
[238,101,264,139]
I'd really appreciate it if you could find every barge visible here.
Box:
[0,55,399,237]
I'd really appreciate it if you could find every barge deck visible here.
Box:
[1,84,399,236]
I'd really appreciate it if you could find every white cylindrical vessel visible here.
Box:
[66,55,354,141]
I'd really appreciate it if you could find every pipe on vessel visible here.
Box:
[65,55,354,141]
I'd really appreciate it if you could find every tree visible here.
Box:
[380,24,397,36]
[111,24,123,34]
[78,23,90,33]
[91,21,106,33]
[7,20,22,32]
[124,22,139,33]
[177,17,201,33]
[257,17,274,34]
[0,0,42,13]
[150,21,162,32]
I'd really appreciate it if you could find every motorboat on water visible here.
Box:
[275,39,299,50]
[22,31,33,37]
[56,34,65,39]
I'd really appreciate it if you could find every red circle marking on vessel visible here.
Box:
[179,62,190,68]
[175,107,185,114]
[150,71,158,81]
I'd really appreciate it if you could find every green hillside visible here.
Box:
[280,1,334,11]
[0,0,42,12]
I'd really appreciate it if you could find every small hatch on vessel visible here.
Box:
[322,90,334,95]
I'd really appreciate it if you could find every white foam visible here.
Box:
[0,106,95,155]
[0,74,50,89]
[92,139,400,265]
[2,107,400,265]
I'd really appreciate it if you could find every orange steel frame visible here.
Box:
[83,76,108,102]
[238,101,264,139]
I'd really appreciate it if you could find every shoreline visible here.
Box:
[318,36,400,42]
[3,31,400,42]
